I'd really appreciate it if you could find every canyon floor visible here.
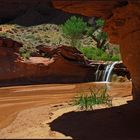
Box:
[0,82,139,139]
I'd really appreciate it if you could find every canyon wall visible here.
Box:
[104,3,140,101]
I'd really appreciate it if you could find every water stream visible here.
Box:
[102,64,112,81]
[105,61,118,82]
[95,64,100,81]
[95,61,119,82]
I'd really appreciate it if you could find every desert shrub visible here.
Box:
[74,86,112,111]
[111,55,121,61]
[19,44,37,60]
[0,23,121,62]
[96,33,108,49]
[88,18,109,50]
[100,53,111,61]
[95,19,105,27]
[96,31,108,42]
[0,32,7,38]
[61,16,108,49]
[25,34,36,41]
[79,46,96,60]
[79,46,120,61]
[19,47,30,59]
[61,16,88,47]
[79,47,109,61]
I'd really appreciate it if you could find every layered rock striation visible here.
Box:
[0,37,96,86]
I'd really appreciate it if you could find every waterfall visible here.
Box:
[95,61,120,82]
[95,64,100,81]
[102,64,111,81]
[104,61,118,82]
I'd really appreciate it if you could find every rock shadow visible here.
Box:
[50,102,140,140]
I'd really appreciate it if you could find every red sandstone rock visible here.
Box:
[52,0,140,15]
[104,3,140,101]
[0,38,22,61]
[0,37,22,52]
[52,0,130,18]
[0,38,96,85]
[37,45,86,63]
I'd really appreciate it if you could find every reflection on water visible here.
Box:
[0,81,132,129]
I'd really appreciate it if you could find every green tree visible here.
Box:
[88,18,109,50]
[61,16,88,47]
[62,16,109,50]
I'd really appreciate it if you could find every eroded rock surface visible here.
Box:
[52,0,128,18]
[0,38,96,86]
[104,3,140,101]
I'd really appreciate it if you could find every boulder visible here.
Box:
[0,37,22,60]
[37,45,86,63]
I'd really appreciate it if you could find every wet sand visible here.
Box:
[0,82,132,132]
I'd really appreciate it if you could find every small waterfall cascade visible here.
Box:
[103,61,118,82]
[102,64,112,81]
[94,61,124,82]
[95,64,101,81]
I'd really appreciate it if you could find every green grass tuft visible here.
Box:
[74,86,112,111]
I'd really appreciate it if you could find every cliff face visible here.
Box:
[52,0,140,17]
[104,3,140,101]
[52,0,128,18]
